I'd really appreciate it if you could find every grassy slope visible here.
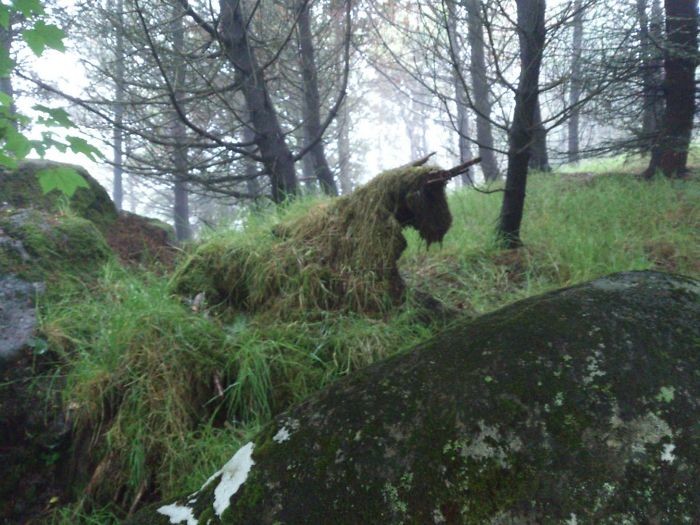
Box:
[46,168,699,523]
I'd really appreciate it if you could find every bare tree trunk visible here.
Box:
[337,97,353,194]
[446,0,473,186]
[171,5,191,241]
[298,1,338,196]
[329,0,353,195]
[110,0,125,211]
[403,87,429,160]
[637,0,665,146]
[643,0,698,179]
[465,0,499,181]
[568,0,584,163]
[497,0,546,248]
[529,100,550,171]
[241,115,261,198]
[218,0,298,202]
[456,78,473,186]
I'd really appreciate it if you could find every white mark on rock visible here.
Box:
[554,392,564,407]
[213,442,255,518]
[656,386,675,403]
[157,503,198,525]
[566,513,578,525]
[661,443,676,463]
[460,421,522,468]
[583,350,606,385]
[273,426,291,443]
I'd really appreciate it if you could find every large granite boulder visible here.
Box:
[130,271,700,524]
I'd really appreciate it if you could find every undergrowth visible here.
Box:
[44,169,699,523]
[403,172,699,313]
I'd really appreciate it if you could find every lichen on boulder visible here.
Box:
[172,158,479,315]
[130,271,700,524]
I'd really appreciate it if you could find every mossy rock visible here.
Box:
[130,271,700,524]
[0,208,113,281]
[0,160,118,228]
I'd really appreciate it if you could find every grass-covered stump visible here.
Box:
[130,271,700,524]
[0,160,118,228]
[173,158,480,315]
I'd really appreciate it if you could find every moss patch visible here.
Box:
[0,208,113,282]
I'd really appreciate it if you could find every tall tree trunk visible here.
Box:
[637,0,665,145]
[456,78,473,186]
[446,0,473,186]
[218,0,298,202]
[111,0,125,211]
[0,19,17,128]
[241,114,261,198]
[643,0,698,179]
[568,0,584,163]
[497,0,546,248]
[331,0,353,195]
[529,100,550,171]
[171,5,191,241]
[298,1,338,196]
[404,87,429,160]
[465,0,499,181]
[337,97,353,194]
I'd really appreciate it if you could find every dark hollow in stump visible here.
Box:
[172,157,481,315]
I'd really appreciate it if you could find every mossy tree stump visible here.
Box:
[173,157,481,315]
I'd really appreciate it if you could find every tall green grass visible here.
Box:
[402,172,699,313]
[46,170,699,522]
[44,266,434,520]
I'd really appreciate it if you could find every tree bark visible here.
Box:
[111,0,125,211]
[529,99,550,171]
[337,97,352,194]
[171,5,191,241]
[637,0,665,146]
[218,0,298,202]
[465,0,500,181]
[297,1,338,196]
[446,0,473,186]
[332,0,353,195]
[643,0,698,179]
[497,0,546,248]
[568,0,584,163]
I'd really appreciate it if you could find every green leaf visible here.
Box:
[37,167,89,197]
[0,6,10,29]
[0,151,18,169]
[0,47,15,77]
[4,127,31,159]
[34,104,75,128]
[22,21,65,56]
[0,91,12,108]
[12,0,43,18]
[67,136,103,160]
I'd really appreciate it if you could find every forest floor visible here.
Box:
[44,160,699,523]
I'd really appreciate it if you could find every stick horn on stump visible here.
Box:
[425,157,482,185]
